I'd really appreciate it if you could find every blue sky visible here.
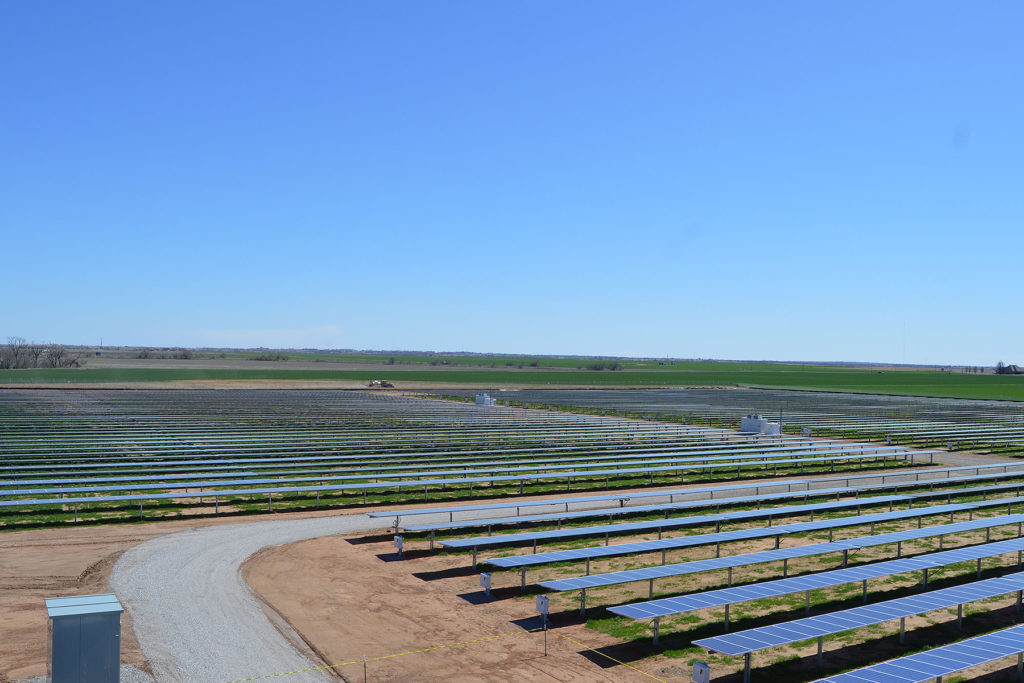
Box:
[2,2,1021,364]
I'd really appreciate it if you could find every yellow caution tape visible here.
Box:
[553,631,668,683]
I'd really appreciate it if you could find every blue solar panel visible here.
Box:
[400,490,905,532]
[403,476,1024,533]
[693,571,1024,656]
[367,479,811,520]
[456,500,981,553]
[0,443,903,475]
[489,511,1024,570]
[816,624,1024,683]
[0,454,867,509]
[441,495,911,549]
[368,461,1012,522]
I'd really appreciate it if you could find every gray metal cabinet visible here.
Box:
[46,594,123,683]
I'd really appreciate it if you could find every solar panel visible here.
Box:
[601,536,1024,619]
[0,442,904,475]
[454,500,980,553]
[399,490,905,532]
[441,495,911,549]
[0,455,862,510]
[399,472,1024,533]
[488,512,1024,570]
[366,479,812,520]
[693,571,1024,656]
[367,461,1008,523]
[814,624,1024,683]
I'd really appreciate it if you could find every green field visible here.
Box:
[2,361,1023,401]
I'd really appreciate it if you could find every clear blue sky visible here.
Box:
[2,2,1021,365]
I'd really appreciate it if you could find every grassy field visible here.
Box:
[2,360,1023,400]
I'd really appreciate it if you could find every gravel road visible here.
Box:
[111,514,388,683]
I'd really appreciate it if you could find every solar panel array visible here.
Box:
[693,570,1024,655]
[814,623,1024,682]
[483,511,1024,569]
[2,389,914,523]
[11,386,1024,682]
[604,535,1024,619]
[439,387,1024,455]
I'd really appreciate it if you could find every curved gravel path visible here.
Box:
[111,514,388,683]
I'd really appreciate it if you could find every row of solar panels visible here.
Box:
[0,425,747,458]
[0,451,902,510]
[815,623,1024,682]
[0,445,906,498]
[399,461,1024,534]
[0,440,886,476]
[431,467,1021,557]
[480,509,1024,570]
[0,442,897,479]
[537,490,1024,593]
[620,535,1024,621]
[373,460,1019,526]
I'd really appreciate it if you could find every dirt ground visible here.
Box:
[0,522,178,681]
[243,534,669,683]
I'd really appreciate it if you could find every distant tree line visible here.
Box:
[136,348,196,360]
[580,362,623,371]
[0,337,80,369]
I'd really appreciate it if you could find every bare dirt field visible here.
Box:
[0,522,182,681]
[244,533,665,683]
